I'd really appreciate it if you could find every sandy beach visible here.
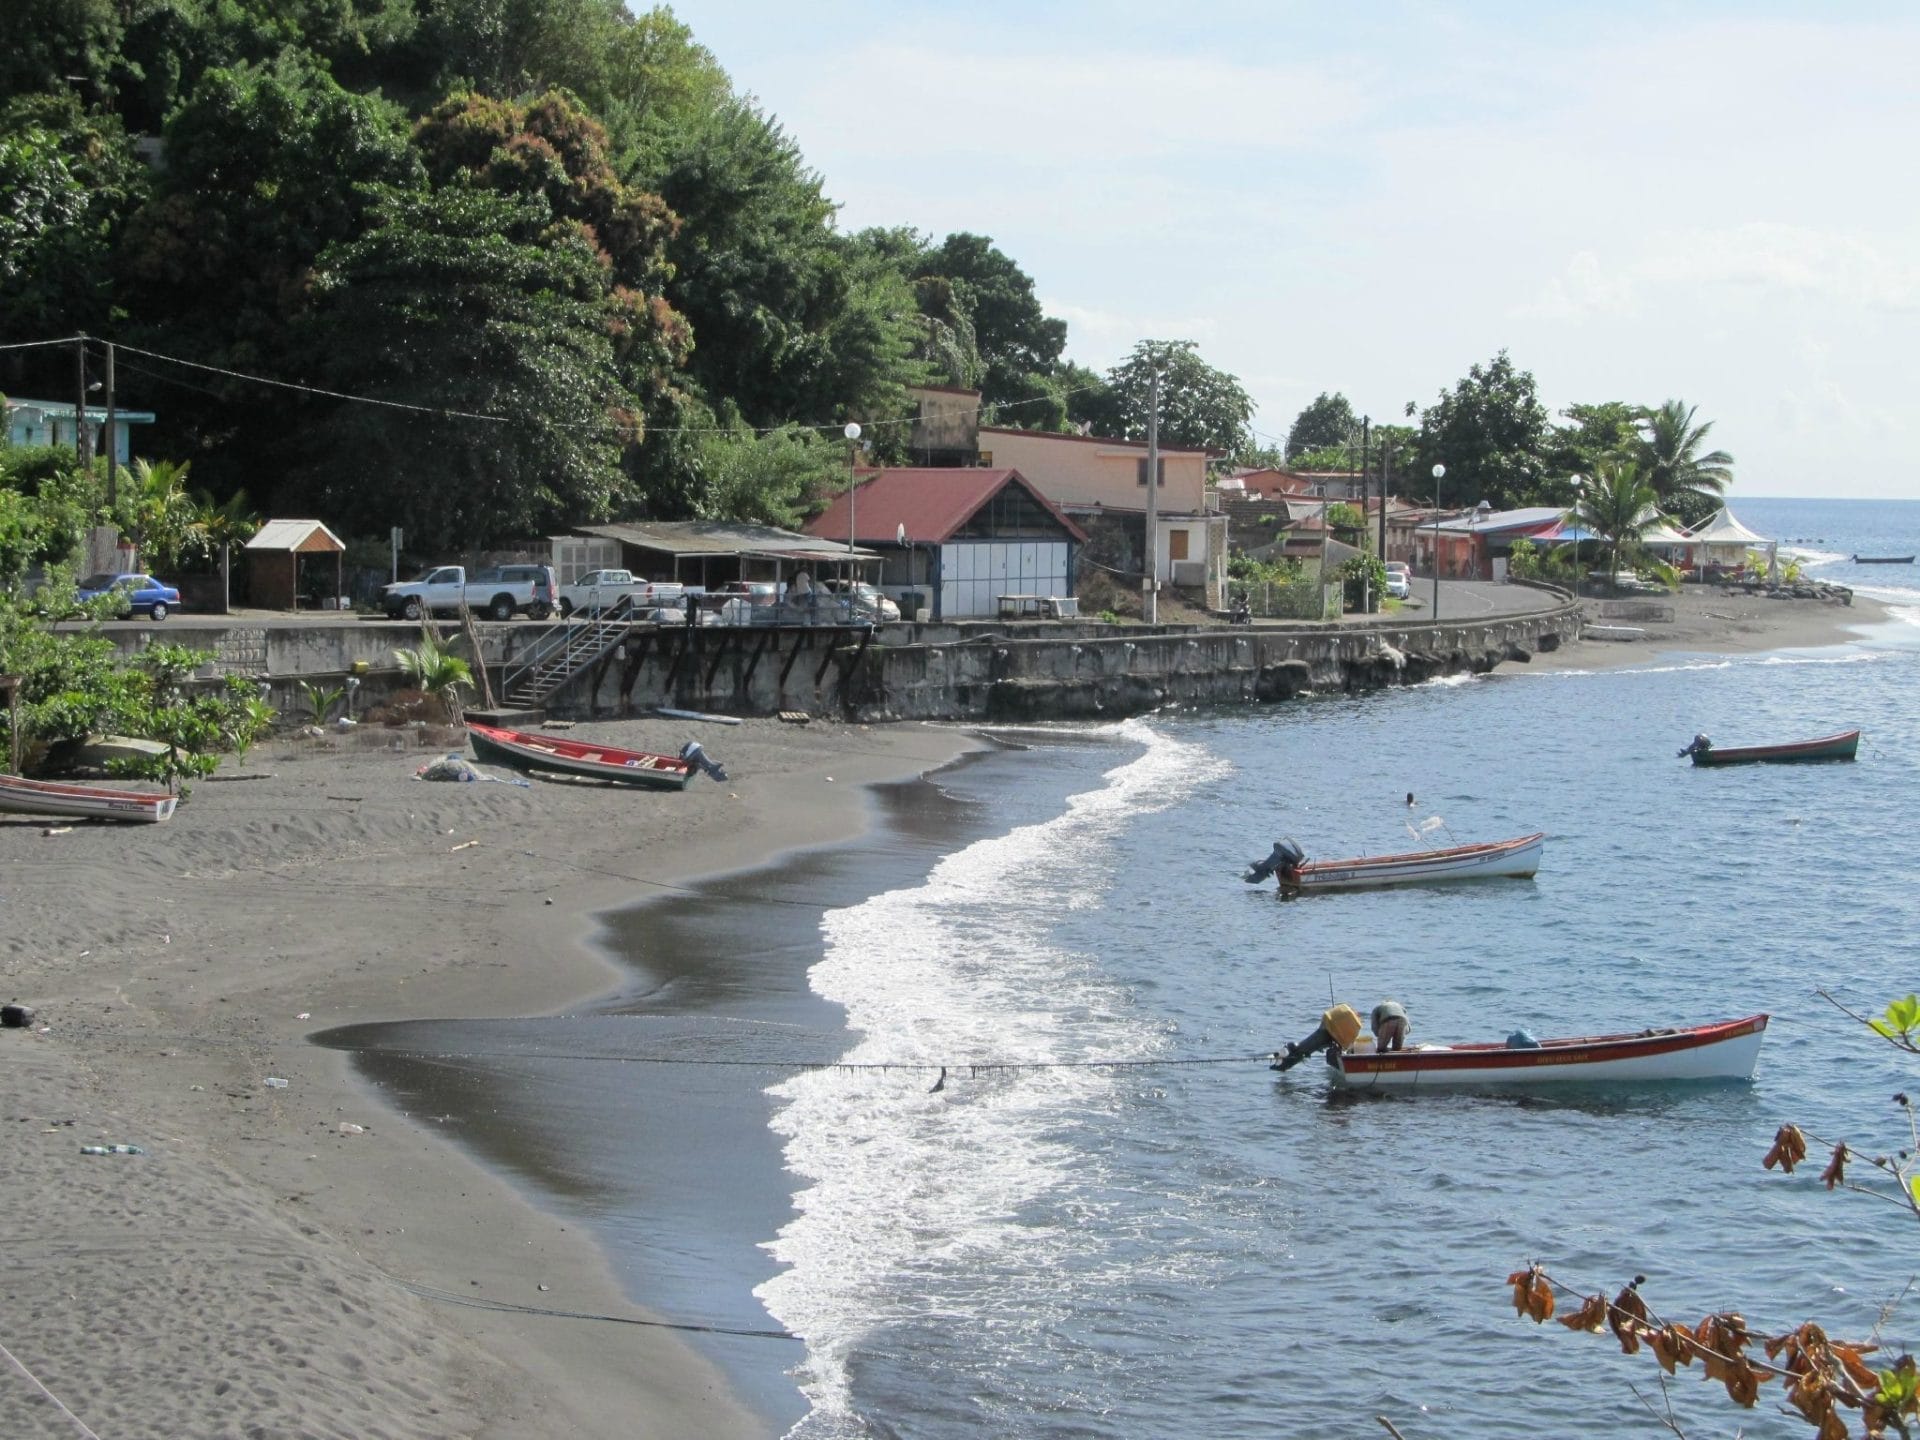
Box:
[0,586,1888,1440]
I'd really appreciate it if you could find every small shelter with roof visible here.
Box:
[1421,505,1566,579]
[1688,507,1772,575]
[558,520,876,592]
[803,467,1086,619]
[242,519,346,609]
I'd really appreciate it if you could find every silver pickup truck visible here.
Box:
[556,568,682,617]
[381,564,556,621]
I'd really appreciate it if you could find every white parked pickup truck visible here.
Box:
[381,564,556,621]
[556,568,681,618]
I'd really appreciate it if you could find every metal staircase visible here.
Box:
[501,597,634,709]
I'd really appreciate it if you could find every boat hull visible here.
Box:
[0,774,177,823]
[1688,729,1859,766]
[1330,1015,1768,1090]
[1285,832,1545,892]
[467,723,692,790]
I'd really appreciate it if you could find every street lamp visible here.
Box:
[844,422,862,589]
[1144,351,1168,625]
[1430,463,1446,619]
[1566,474,1585,574]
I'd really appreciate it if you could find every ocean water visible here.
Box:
[331,496,1920,1439]
[754,497,1920,1439]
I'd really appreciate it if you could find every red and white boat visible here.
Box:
[1245,832,1545,892]
[466,722,693,790]
[0,773,178,823]
[1286,1014,1770,1090]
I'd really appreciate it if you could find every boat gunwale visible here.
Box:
[467,722,694,787]
[1689,729,1860,765]
[1338,1014,1769,1077]
[1295,831,1545,878]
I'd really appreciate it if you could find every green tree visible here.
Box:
[916,232,1066,417]
[1414,351,1551,512]
[1548,402,1646,505]
[0,94,146,345]
[1636,399,1733,528]
[295,183,631,546]
[1105,340,1253,457]
[1571,460,1656,582]
[692,420,841,528]
[1286,392,1356,462]
[117,54,421,499]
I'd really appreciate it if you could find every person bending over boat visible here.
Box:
[1370,1000,1409,1052]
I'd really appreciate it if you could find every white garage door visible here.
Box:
[939,541,1072,617]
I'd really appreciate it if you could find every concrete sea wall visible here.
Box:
[98,598,1581,724]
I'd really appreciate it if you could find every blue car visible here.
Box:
[76,572,182,620]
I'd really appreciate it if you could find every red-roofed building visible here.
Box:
[803,468,1086,619]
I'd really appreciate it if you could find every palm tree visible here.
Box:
[124,458,202,569]
[1636,400,1733,526]
[393,624,473,724]
[1572,461,1658,584]
[191,488,260,612]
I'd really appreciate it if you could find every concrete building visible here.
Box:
[5,397,156,465]
[803,468,1085,619]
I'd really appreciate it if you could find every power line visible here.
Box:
[110,340,512,424]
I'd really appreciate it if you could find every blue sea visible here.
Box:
[338,496,1920,1438]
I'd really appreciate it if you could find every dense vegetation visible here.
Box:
[2,2,1736,557]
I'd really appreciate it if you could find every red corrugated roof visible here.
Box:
[802,468,1088,546]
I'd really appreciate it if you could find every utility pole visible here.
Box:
[1144,354,1164,625]
[1360,416,1372,610]
[104,341,116,511]
[1379,438,1390,561]
[73,333,89,468]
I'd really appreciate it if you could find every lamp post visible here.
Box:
[1566,474,1585,576]
[1144,352,1167,624]
[1430,463,1446,619]
[844,421,862,591]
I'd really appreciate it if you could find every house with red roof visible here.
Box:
[803,467,1086,619]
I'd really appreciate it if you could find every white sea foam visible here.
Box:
[754,719,1226,1433]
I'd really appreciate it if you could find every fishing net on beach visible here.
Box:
[415,754,483,782]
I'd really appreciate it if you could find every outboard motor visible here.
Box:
[1243,839,1307,885]
[1678,733,1713,759]
[1271,1021,1334,1072]
[680,740,729,783]
[1270,1003,1363,1072]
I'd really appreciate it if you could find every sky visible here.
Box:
[674,2,1920,499]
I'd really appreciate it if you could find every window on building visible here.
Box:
[1135,458,1166,486]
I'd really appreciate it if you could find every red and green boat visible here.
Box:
[1680,729,1860,766]
[466,723,693,790]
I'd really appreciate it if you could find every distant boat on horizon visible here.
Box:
[1851,553,1915,564]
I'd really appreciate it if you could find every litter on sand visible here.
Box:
[414,754,531,787]
[777,711,811,725]
[656,707,742,726]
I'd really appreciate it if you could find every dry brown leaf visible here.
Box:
[1557,1294,1607,1333]
[1723,1357,1769,1407]
[1835,1343,1881,1392]
[1507,1266,1554,1323]
[1764,1123,1809,1172]
[1646,1324,1697,1375]
[1609,1282,1649,1355]
[1821,1142,1849,1190]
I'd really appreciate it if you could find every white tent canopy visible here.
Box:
[1689,507,1769,547]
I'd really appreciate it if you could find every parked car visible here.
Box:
[1385,561,1411,580]
[1384,569,1411,600]
[558,568,652,618]
[75,572,181,620]
[822,580,901,622]
[381,564,555,621]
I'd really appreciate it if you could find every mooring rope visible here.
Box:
[392,1280,799,1341]
[0,1336,103,1440]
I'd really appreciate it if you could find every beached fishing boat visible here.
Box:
[1680,729,1860,766]
[0,773,177,823]
[1242,832,1544,892]
[1850,554,1914,564]
[1272,1010,1768,1090]
[466,722,693,789]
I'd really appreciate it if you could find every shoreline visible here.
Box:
[0,586,1887,1440]
[0,716,987,1440]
